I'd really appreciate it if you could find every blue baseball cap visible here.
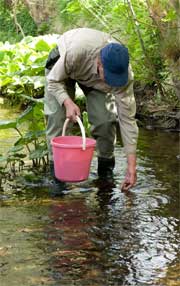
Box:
[100,43,129,87]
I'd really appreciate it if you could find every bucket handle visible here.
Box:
[62,116,86,150]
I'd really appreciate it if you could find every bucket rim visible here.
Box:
[51,136,96,149]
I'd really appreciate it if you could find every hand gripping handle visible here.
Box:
[62,116,86,150]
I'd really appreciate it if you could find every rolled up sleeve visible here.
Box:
[115,70,139,155]
[47,53,70,106]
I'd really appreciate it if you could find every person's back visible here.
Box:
[59,28,117,52]
[49,28,120,90]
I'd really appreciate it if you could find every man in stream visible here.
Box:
[44,28,139,194]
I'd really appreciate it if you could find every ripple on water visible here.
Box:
[0,127,179,285]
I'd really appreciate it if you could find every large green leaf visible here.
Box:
[33,102,44,119]
[10,153,27,159]
[14,130,46,147]
[8,62,19,73]
[0,51,5,62]
[29,147,48,160]
[16,94,42,102]
[14,137,27,146]
[35,39,50,52]
[24,130,46,140]
[8,145,24,153]
[17,105,34,124]
[0,120,17,129]
[0,77,14,87]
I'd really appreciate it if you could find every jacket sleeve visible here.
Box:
[46,53,70,106]
[115,69,139,155]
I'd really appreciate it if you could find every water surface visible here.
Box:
[0,104,179,286]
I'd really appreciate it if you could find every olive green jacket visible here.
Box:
[46,28,139,155]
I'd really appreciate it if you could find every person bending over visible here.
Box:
[44,28,139,194]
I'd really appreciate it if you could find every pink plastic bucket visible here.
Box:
[51,116,96,182]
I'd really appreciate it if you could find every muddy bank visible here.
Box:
[134,85,180,132]
[136,111,180,132]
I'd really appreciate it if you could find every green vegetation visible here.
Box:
[0,36,55,106]
[55,0,179,101]
[0,35,90,185]
[1,0,179,100]
[0,36,54,185]
[0,0,37,43]
[0,102,48,182]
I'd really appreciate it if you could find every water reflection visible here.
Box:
[0,128,179,285]
[45,198,104,284]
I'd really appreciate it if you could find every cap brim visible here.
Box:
[104,68,128,88]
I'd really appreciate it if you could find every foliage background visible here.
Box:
[0,0,179,104]
[0,0,37,43]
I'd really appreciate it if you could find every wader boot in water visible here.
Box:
[49,161,66,196]
[96,157,115,188]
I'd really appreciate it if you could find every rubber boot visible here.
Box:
[96,157,115,188]
[98,157,115,179]
[49,161,66,196]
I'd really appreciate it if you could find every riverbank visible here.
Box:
[134,86,180,132]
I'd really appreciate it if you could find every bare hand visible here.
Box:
[121,169,137,191]
[121,154,137,191]
[64,98,80,122]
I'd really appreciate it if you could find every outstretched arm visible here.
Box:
[115,68,139,191]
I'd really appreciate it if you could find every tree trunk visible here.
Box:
[126,0,165,97]
[12,0,25,37]
[145,0,180,100]
[22,0,56,25]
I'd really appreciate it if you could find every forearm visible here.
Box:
[120,125,138,155]
[47,80,70,106]
[127,153,137,171]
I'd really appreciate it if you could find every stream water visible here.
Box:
[0,104,179,286]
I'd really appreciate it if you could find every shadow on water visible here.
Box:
[0,128,179,285]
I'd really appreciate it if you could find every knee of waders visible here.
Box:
[91,120,116,138]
